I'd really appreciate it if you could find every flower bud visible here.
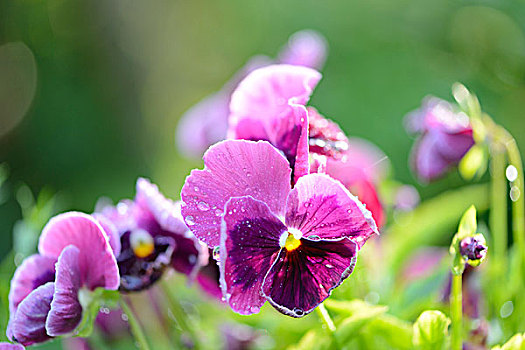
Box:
[459,236,487,262]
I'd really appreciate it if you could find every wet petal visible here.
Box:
[181,140,291,247]
[262,238,357,317]
[10,282,54,346]
[285,174,378,248]
[8,255,55,316]
[38,212,119,290]
[46,246,82,337]
[229,64,321,126]
[278,30,328,70]
[219,196,284,315]
[325,161,385,228]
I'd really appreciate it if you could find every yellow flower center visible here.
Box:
[130,229,155,258]
[284,234,301,251]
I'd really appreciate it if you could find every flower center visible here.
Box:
[280,228,303,251]
[130,229,155,258]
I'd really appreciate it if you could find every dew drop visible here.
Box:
[188,254,197,264]
[325,264,334,269]
[510,186,520,202]
[194,186,200,192]
[197,201,210,211]
[250,306,260,313]
[212,246,221,260]
[185,216,195,226]
[215,209,223,216]
[121,313,129,322]
[293,307,304,316]
[506,165,518,182]
[307,235,320,240]
[500,300,514,318]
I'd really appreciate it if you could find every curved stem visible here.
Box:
[120,297,151,350]
[504,135,525,279]
[490,141,508,271]
[316,303,339,349]
[450,274,463,350]
[160,279,200,349]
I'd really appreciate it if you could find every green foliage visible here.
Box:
[492,333,525,350]
[412,310,450,350]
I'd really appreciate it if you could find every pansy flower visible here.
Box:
[405,96,475,182]
[228,64,386,226]
[181,140,377,317]
[176,30,327,158]
[7,213,119,346]
[96,178,207,292]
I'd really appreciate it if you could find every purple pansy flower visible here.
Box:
[0,343,25,350]
[96,178,208,292]
[181,140,377,317]
[7,213,119,346]
[176,30,327,158]
[405,97,475,182]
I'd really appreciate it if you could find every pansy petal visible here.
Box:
[228,64,321,133]
[38,212,119,290]
[10,282,54,346]
[181,140,291,247]
[219,196,284,315]
[136,178,188,235]
[278,30,328,70]
[325,161,385,228]
[176,91,230,159]
[93,214,121,257]
[411,133,451,182]
[261,238,357,317]
[285,174,378,248]
[46,245,82,337]
[0,343,25,350]
[8,255,55,315]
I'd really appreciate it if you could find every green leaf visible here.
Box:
[459,145,487,181]
[491,333,525,350]
[75,288,120,338]
[413,310,450,350]
[325,300,388,344]
[458,205,477,237]
[287,330,331,350]
[363,314,413,350]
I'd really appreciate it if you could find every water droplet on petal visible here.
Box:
[197,201,210,211]
[212,246,221,260]
[215,208,223,216]
[293,307,304,316]
[325,264,333,269]
[307,235,320,240]
[185,216,195,226]
[194,186,200,192]
[250,306,260,313]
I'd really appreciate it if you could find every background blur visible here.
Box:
[1,0,525,288]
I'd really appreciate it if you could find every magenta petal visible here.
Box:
[229,64,321,122]
[219,196,284,315]
[136,178,188,235]
[278,30,328,70]
[285,174,378,249]
[10,282,54,346]
[176,91,230,159]
[181,140,291,247]
[93,214,121,257]
[38,212,119,290]
[8,255,56,316]
[0,343,25,350]
[262,238,357,317]
[46,245,82,337]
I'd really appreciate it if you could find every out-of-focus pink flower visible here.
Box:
[176,30,328,158]
[405,97,475,182]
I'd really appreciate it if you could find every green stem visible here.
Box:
[316,303,339,349]
[160,279,200,349]
[490,142,508,271]
[451,274,463,350]
[120,297,151,350]
[504,135,525,279]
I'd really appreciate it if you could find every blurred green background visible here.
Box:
[1,0,525,260]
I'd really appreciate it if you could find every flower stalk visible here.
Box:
[450,273,463,350]
[120,298,151,350]
[316,303,339,349]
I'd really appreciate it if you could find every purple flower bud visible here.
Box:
[459,236,487,261]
